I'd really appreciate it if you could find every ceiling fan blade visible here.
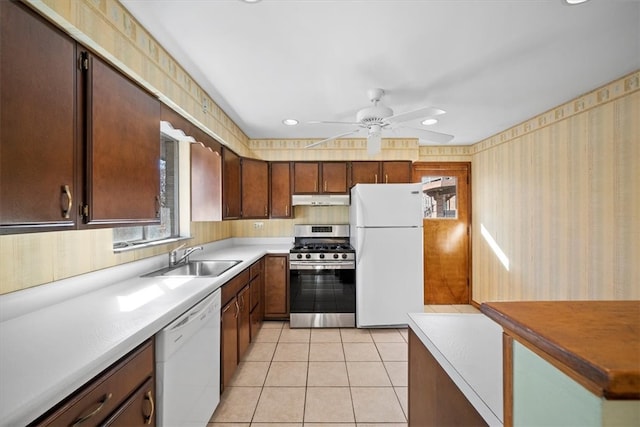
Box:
[401,126,455,144]
[367,132,382,156]
[305,129,361,149]
[385,106,446,124]
[307,120,362,126]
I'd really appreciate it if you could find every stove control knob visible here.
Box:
[305,254,311,259]
[296,254,302,259]
[333,253,339,259]
[319,254,325,259]
[341,253,348,259]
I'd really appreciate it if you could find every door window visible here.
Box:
[421,176,458,219]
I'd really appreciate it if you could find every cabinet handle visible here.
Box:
[61,185,72,219]
[226,205,229,216]
[155,196,160,218]
[72,393,112,426]
[374,174,378,184]
[285,205,289,216]
[324,181,327,192]
[143,390,155,424]
[385,174,389,184]
[234,299,240,318]
[264,205,267,216]
[314,181,318,192]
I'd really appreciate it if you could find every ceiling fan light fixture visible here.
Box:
[282,118,298,126]
[421,118,438,126]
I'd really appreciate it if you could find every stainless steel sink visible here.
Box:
[143,260,241,277]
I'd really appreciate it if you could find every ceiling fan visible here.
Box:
[306,88,454,155]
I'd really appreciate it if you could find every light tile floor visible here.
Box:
[209,305,479,426]
[209,322,409,426]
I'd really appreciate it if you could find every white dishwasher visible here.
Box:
[156,289,221,427]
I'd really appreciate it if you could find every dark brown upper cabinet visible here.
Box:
[1,2,162,234]
[191,142,222,221]
[222,147,241,219]
[241,158,269,219]
[351,161,412,186]
[270,162,292,218]
[381,161,413,183]
[0,1,78,233]
[83,52,161,226]
[292,161,349,195]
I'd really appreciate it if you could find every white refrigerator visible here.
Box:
[350,183,424,327]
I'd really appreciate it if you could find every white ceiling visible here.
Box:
[121,0,640,146]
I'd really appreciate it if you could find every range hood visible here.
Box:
[291,194,350,206]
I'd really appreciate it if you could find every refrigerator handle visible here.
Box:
[356,228,365,267]
[356,191,365,227]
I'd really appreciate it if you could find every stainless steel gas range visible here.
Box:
[289,224,356,328]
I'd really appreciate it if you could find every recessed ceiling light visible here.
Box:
[565,0,590,4]
[421,118,438,126]
[242,0,261,3]
[282,119,299,126]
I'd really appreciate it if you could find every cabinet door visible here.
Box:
[191,142,222,221]
[264,255,289,319]
[100,377,155,426]
[237,285,251,360]
[382,161,412,183]
[351,162,381,185]
[293,162,320,194]
[221,298,239,391]
[222,147,241,219]
[241,158,269,218]
[0,1,77,232]
[270,162,291,218]
[84,53,161,226]
[321,162,349,193]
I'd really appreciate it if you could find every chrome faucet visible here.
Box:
[169,244,203,266]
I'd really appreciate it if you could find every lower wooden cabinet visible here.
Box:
[101,377,155,426]
[31,339,155,427]
[408,329,487,426]
[221,297,239,391]
[237,285,251,359]
[264,255,289,319]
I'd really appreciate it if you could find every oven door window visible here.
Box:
[290,269,355,314]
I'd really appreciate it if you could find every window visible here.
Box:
[422,176,458,219]
[113,134,180,249]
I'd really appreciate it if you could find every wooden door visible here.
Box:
[351,161,380,185]
[270,162,291,217]
[413,162,471,304]
[241,158,269,218]
[293,162,320,193]
[191,142,222,221]
[85,52,161,225]
[237,285,251,359]
[222,148,241,218]
[264,255,289,318]
[321,162,348,193]
[221,298,238,391]
[0,1,78,232]
[382,161,412,183]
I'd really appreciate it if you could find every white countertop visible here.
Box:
[0,238,290,427]
[408,312,504,427]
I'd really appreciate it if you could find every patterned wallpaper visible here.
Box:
[3,1,638,300]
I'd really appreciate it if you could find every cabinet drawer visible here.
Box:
[100,377,155,426]
[221,268,250,306]
[33,339,154,427]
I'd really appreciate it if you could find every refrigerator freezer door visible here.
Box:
[355,227,424,327]
[350,183,423,228]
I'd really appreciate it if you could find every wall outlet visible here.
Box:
[253,222,264,230]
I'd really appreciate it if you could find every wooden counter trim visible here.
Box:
[481,301,640,399]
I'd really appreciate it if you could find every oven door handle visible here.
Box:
[289,261,355,270]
